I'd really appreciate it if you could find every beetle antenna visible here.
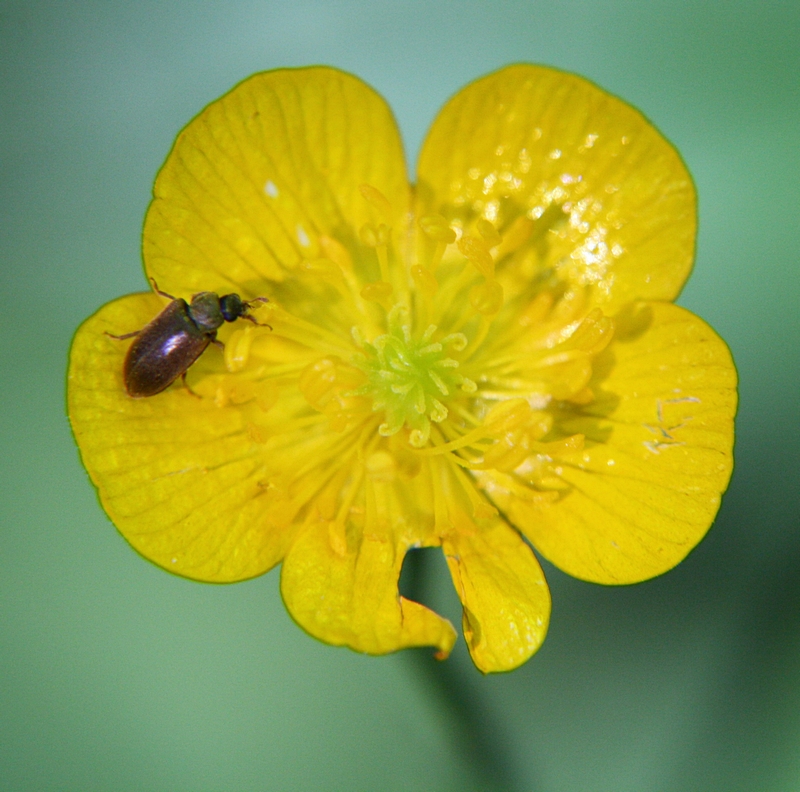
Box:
[150,278,178,302]
[243,296,271,329]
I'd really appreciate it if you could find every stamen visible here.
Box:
[428,458,451,534]
[494,215,533,259]
[224,325,254,372]
[468,280,504,316]
[418,214,456,272]
[360,280,394,310]
[360,223,392,284]
[359,184,394,225]
[411,265,438,295]
[268,305,355,357]
[318,235,354,272]
[419,214,456,245]
[458,235,495,280]
[299,258,350,300]
[450,461,498,520]
[476,218,502,248]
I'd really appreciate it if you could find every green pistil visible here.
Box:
[352,311,475,447]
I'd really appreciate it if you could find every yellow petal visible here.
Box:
[281,520,457,658]
[143,67,410,298]
[482,302,736,584]
[443,520,550,673]
[417,64,695,310]
[68,294,297,582]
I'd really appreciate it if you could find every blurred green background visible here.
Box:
[1,1,798,789]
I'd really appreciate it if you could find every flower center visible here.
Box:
[351,307,476,447]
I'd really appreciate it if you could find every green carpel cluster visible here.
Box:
[351,312,475,447]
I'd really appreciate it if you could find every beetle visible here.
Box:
[109,281,269,397]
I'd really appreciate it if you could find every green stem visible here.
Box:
[401,549,530,792]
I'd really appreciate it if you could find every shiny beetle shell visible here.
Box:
[122,291,267,397]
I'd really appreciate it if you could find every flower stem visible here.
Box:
[401,549,530,792]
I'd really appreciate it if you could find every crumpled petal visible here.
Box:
[281,509,457,659]
[479,302,737,584]
[68,294,297,582]
[416,64,696,311]
[443,519,550,673]
[143,67,411,300]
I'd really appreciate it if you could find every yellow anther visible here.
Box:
[254,380,279,413]
[299,357,339,411]
[568,308,615,354]
[299,258,347,289]
[518,291,554,327]
[315,475,340,520]
[360,280,394,305]
[359,222,390,248]
[319,235,353,271]
[246,422,269,444]
[458,235,495,279]
[568,386,595,405]
[484,398,532,432]
[359,184,393,224]
[543,433,585,456]
[226,381,256,404]
[480,434,532,472]
[411,265,438,296]
[359,223,379,248]
[495,215,534,258]
[212,377,258,408]
[328,520,348,557]
[469,279,504,315]
[538,476,571,490]
[527,410,554,440]
[214,386,229,408]
[388,435,422,479]
[476,218,502,248]
[224,325,254,372]
[299,257,351,300]
[365,450,397,482]
[327,411,350,433]
[418,214,456,244]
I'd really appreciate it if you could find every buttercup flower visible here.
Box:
[68,66,736,673]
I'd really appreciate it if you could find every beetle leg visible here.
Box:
[105,329,140,340]
[210,338,225,349]
[180,371,202,399]
[149,278,178,301]
[243,314,273,330]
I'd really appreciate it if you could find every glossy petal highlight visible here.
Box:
[417,64,696,311]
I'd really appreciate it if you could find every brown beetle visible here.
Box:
[111,282,269,397]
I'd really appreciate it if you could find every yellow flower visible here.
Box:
[68,65,737,673]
